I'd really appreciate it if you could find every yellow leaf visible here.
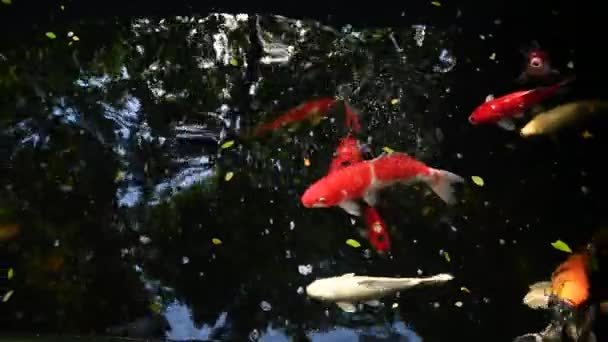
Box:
[212,238,222,245]
[551,240,572,253]
[224,172,234,181]
[72,35,80,41]
[390,98,399,105]
[460,286,471,293]
[304,158,311,167]
[1,0,12,5]
[346,239,361,248]
[7,268,13,280]
[220,140,235,149]
[442,251,451,262]
[230,57,239,66]
[582,130,593,139]
[45,32,57,39]
[471,176,484,187]
[421,206,433,216]
[382,146,395,153]
[2,290,13,302]
[431,1,442,6]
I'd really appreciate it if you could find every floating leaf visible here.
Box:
[212,238,222,245]
[7,268,13,280]
[390,98,399,105]
[1,0,12,5]
[45,32,57,39]
[442,251,451,262]
[582,130,593,139]
[421,206,433,216]
[72,35,80,41]
[60,4,65,10]
[551,240,572,253]
[220,140,235,149]
[230,57,239,66]
[346,239,361,248]
[224,172,234,181]
[304,158,311,167]
[471,176,484,187]
[383,146,395,153]
[460,286,471,293]
[2,290,13,302]
[431,1,442,6]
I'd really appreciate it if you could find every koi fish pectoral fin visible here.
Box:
[338,200,362,217]
[497,118,516,131]
[363,190,379,207]
[336,302,357,313]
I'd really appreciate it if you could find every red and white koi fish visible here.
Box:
[301,152,464,216]
[468,77,575,131]
[364,206,391,254]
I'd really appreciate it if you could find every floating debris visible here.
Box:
[304,158,311,167]
[139,236,151,245]
[1,0,12,5]
[431,1,442,6]
[551,240,572,253]
[45,32,57,39]
[390,98,400,105]
[346,239,361,248]
[230,57,239,66]
[471,176,484,186]
[289,221,295,230]
[454,301,463,308]
[567,61,574,69]
[460,286,471,293]
[260,300,272,312]
[439,249,451,262]
[382,146,395,153]
[392,303,399,309]
[582,130,593,139]
[297,286,304,294]
[298,264,313,275]
[212,238,222,245]
[489,53,496,60]
[182,256,190,265]
[8,268,14,280]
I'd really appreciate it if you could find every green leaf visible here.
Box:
[220,140,235,149]
[382,146,395,153]
[230,57,239,66]
[471,176,484,187]
[224,171,234,181]
[346,239,361,248]
[1,0,12,5]
[7,268,13,280]
[45,32,57,39]
[551,240,572,253]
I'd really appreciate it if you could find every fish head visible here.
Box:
[305,278,335,300]
[301,176,347,208]
[520,121,542,137]
[468,104,498,125]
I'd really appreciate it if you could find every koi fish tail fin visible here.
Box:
[428,169,465,205]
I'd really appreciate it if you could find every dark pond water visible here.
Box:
[0,3,605,342]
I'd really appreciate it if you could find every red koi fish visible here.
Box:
[301,152,464,216]
[364,206,391,254]
[468,77,575,131]
[517,41,560,83]
[253,98,337,137]
[328,135,365,174]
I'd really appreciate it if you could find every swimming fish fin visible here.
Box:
[338,200,362,216]
[523,281,552,309]
[497,118,516,131]
[428,169,465,205]
[364,299,382,307]
[363,190,379,207]
[336,302,357,313]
